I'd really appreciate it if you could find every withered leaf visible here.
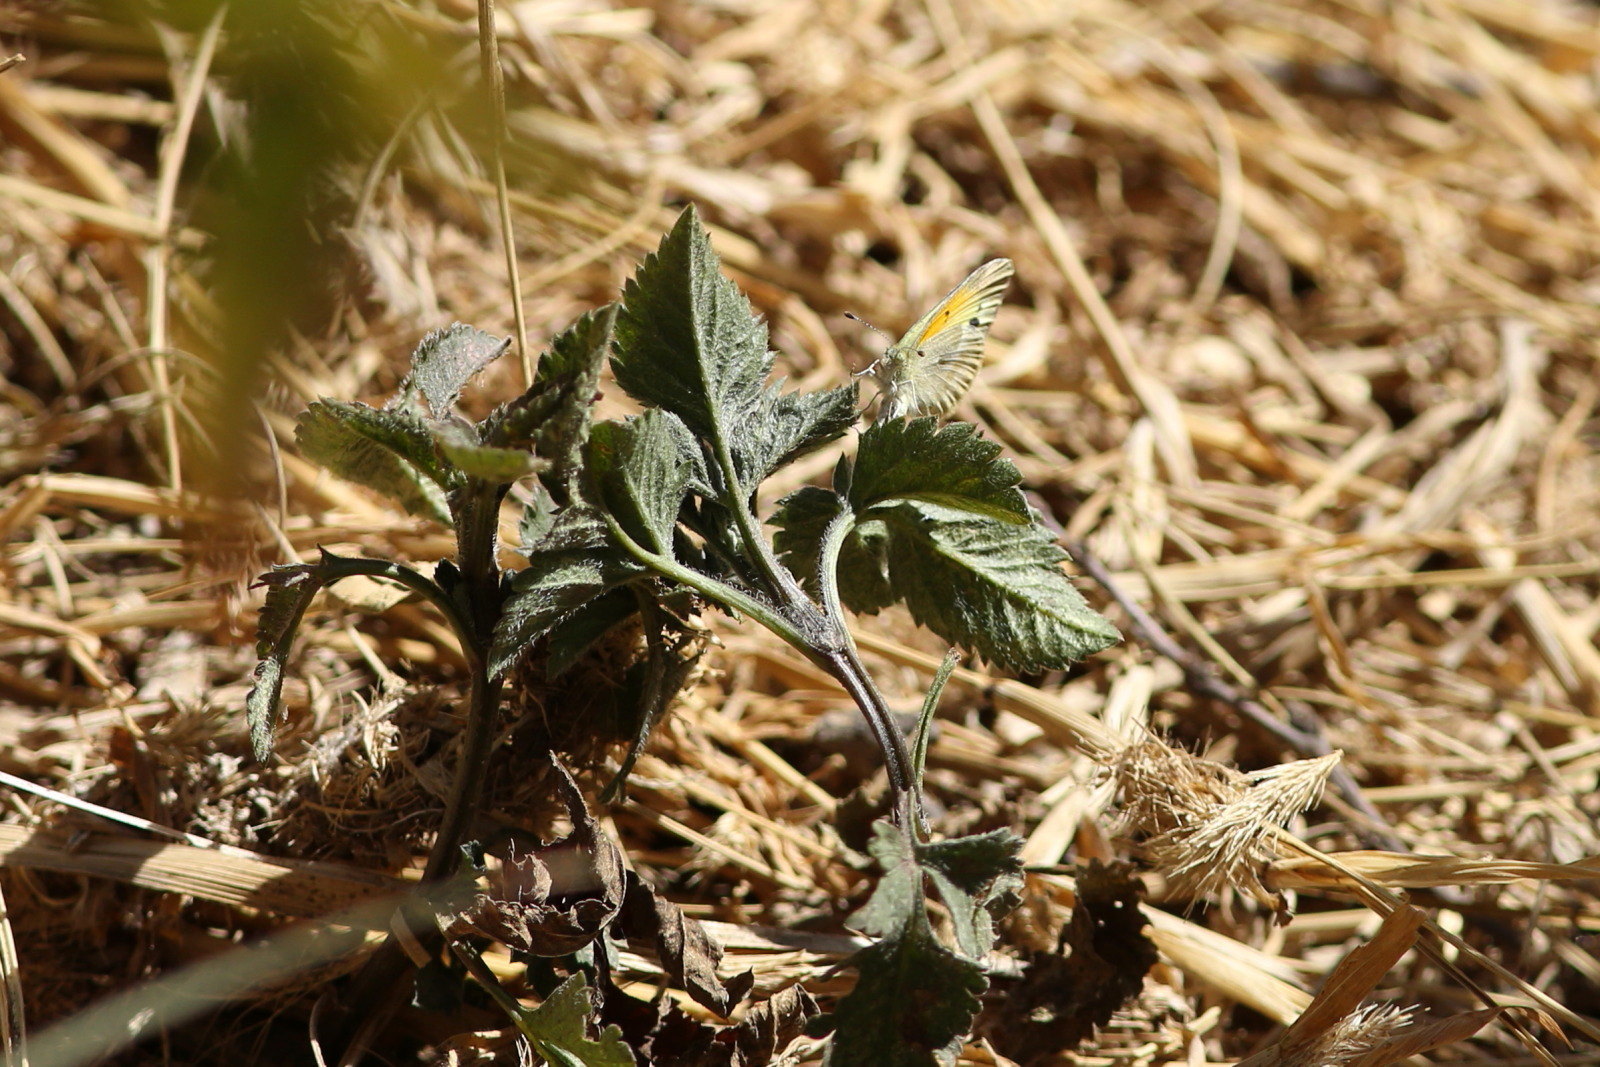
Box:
[456,762,625,957]
[618,872,754,1018]
[981,861,1156,1065]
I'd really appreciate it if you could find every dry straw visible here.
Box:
[3,0,1600,1062]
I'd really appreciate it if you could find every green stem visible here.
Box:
[318,555,473,642]
[822,645,913,801]
[816,505,914,804]
[601,513,826,654]
[712,437,814,610]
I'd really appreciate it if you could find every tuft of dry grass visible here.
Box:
[3,0,1600,1062]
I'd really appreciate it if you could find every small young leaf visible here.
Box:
[586,411,696,556]
[513,972,636,1067]
[480,375,569,451]
[395,322,509,418]
[295,399,452,523]
[535,304,618,501]
[858,502,1119,672]
[246,561,326,760]
[491,507,645,678]
[851,419,1030,523]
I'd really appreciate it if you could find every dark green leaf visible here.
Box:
[821,924,985,1067]
[245,561,325,760]
[821,823,987,1066]
[534,304,617,501]
[860,503,1119,672]
[491,507,645,679]
[612,206,768,456]
[295,399,452,523]
[771,488,893,610]
[851,419,1029,523]
[586,411,696,556]
[736,382,859,486]
[511,972,635,1067]
[396,322,509,418]
[918,830,1024,959]
[545,589,640,679]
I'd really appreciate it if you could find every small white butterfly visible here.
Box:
[857,258,1014,422]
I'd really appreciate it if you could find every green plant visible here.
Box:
[247,205,1121,1064]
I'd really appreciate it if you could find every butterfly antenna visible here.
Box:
[844,311,892,377]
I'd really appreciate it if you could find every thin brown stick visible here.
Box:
[477,0,531,384]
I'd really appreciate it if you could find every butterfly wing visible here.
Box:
[875,258,1014,420]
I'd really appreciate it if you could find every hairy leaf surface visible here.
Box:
[245,561,325,760]
[295,399,451,523]
[491,507,644,678]
[820,821,1004,1066]
[851,419,1029,523]
[534,305,617,500]
[586,411,696,556]
[396,322,509,418]
[861,502,1118,672]
[612,207,842,497]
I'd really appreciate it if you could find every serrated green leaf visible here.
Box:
[491,507,645,678]
[295,399,452,523]
[862,502,1119,672]
[737,382,859,486]
[510,972,635,1067]
[245,562,326,760]
[396,322,509,418]
[822,926,985,1067]
[849,820,927,940]
[519,485,559,551]
[851,419,1029,523]
[431,417,547,484]
[771,487,893,609]
[534,304,617,501]
[480,376,568,451]
[586,411,695,556]
[918,830,1024,958]
[612,206,768,453]
[613,207,840,498]
[545,588,639,679]
[822,822,989,1067]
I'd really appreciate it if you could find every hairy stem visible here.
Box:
[822,645,913,801]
